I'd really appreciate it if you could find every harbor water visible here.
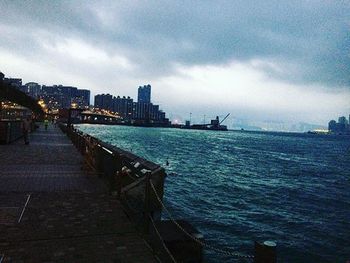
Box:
[77,124,350,263]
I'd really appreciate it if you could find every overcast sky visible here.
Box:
[0,0,349,126]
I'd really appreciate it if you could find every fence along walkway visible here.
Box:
[0,124,157,262]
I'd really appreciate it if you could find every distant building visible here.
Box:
[138,84,151,103]
[94,94,103,109]
[94,94,113,110]
[328,115,350,134]
[338,116,348,131]
[39,85,90,109]
[0,73,90,110]
[328,120,337,132]
[94,84,169,125]
[24,82,41,98]
[113,96,133,119]
[2,77,28,94]
[60,86,77,100]
[338,116,348,125]
[4,78,22,89]
[75,89,90,106]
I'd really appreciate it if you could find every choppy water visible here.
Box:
[77,124,350,263]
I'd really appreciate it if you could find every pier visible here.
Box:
[0,124,159,262]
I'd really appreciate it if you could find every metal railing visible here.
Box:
[0,120,23,144]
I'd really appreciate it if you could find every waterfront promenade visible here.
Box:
[0,124,156,262]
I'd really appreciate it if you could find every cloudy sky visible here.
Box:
[0,0,349,127]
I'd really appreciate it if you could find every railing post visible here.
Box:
[95,145,104,177]
[254,241,277,263]
[144,171,151,235]
[115,155,123,199]
[115,170,121,199]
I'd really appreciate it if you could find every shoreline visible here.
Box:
[76,123,350,138]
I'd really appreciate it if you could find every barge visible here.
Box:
[181,114,230,131]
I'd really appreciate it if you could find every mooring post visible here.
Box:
[254,241,277,263]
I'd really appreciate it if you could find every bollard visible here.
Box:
[254,241,277,263]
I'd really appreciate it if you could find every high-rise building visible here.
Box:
[0,72,90,110]
[328,115,350,134]
[94,94,103,109]
[112,96,133,118]
[24,82,41,98]
[3,78,22,89]
[338,116,348,131]
[42,85,59,96]
[94,84,169,125]
[40,85,90,109]
[94,94,113,110]
[75,89,90,107]
[59,86,78,107]
[137,84,151,103]
[338,116,348,125]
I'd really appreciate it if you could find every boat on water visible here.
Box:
[181,114,230,131]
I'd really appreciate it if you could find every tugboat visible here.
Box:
[182,113,230,131]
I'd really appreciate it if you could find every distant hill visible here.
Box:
[232,119,327,132]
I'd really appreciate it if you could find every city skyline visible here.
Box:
[0,1,349,127]
[1,74,90,109]
[94,84,168,125]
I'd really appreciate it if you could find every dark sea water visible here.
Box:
[77,124,350,263]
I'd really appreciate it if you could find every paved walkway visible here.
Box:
[0,124,156,262]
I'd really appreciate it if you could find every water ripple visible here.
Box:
[77,124,350,263]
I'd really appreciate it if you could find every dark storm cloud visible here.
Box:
[1,0,349,87]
